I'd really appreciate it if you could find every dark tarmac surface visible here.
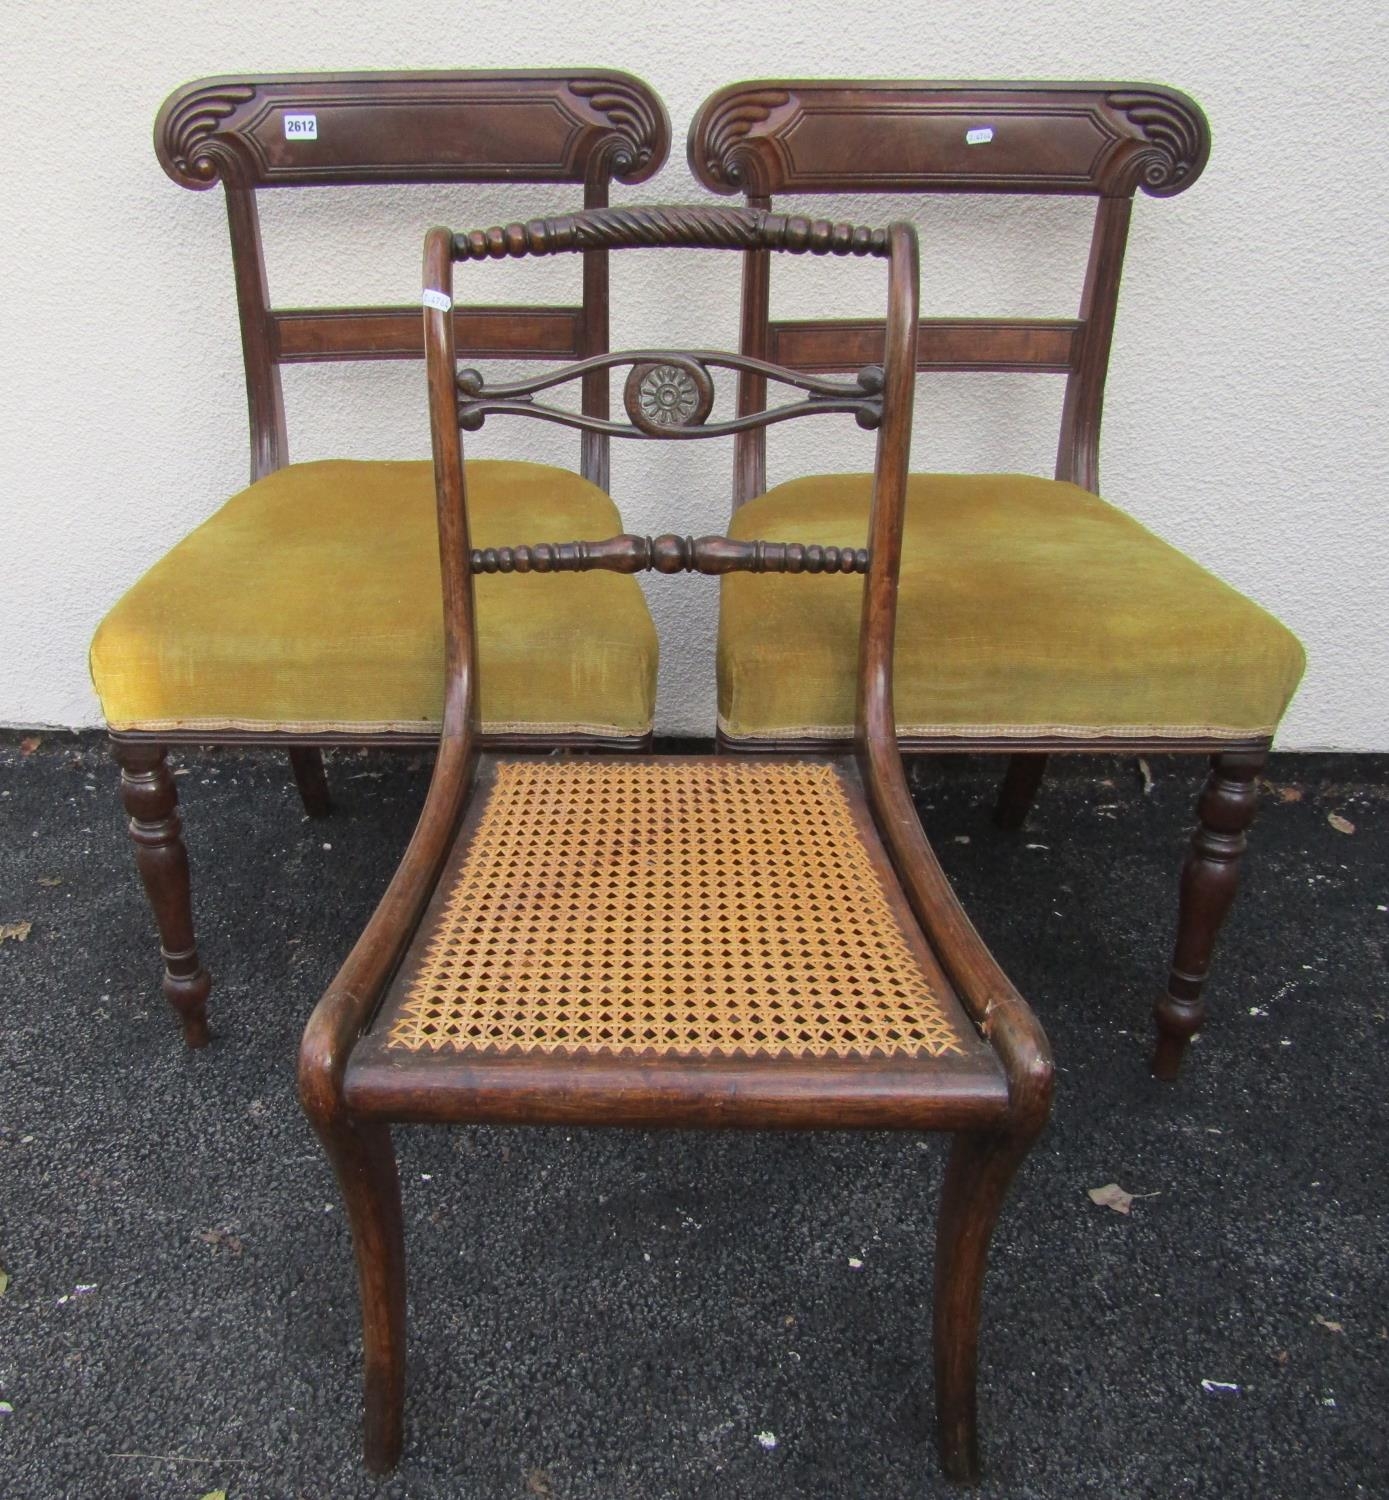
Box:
[0,735,1385,1499]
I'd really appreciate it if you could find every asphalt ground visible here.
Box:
[0,735,1385,1499]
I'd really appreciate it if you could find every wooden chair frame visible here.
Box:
[115,71,671,1046]
[298,204,1052,1481]
[687,80,1261,1079]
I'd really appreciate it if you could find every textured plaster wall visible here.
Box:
[2,1,1386,746]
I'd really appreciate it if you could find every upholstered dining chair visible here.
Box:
[686,80,1305,1079]
[299,204,1052,1483]
[90,71,669,1045]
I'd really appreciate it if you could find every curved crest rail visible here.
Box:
[453,204,891,259]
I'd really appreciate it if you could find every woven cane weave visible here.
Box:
[387,760,962,1059]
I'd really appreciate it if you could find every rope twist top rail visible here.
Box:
[452,204,891,260]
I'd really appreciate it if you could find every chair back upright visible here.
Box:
[421,204,919,768]
[155,70,672,493]
[685,79,1209,506]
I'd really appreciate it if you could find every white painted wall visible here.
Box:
[2,0,1385,747]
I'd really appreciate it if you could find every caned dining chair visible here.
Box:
[687,80,1305,1079]
[90,71,670,1045]
[298,204,1053,1482]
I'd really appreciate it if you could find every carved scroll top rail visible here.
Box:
[687,80,1210,199]
[452,204,891,260]
[469,534,870,576]
[154,71,671,190]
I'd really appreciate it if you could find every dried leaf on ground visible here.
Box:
[18,736,41,756]
[0,921,33,944]
[1327,813,1356,835]
[200,1491,227,1500]
[1088,1182,1134,1215]
[1274,784,1304,803]
[0,1267,9,1297]
[1313,1315,1344,1334]
[37,876,61,887]
[1272,1349,1290,1366]
[525,1470,554,1497]
[198,1228,244,1257]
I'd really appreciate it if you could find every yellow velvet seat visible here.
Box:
[719,473,1304,744]
[91,458,658,739]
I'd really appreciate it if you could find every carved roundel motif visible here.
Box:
[624,361,714,433]
[642,366,699,424]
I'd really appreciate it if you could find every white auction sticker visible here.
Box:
[422,288,452,312]
[965,126,994,145]
[284,112,318,141]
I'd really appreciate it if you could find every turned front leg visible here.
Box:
[113,740,212,1048]
[1152,750,1265,1080]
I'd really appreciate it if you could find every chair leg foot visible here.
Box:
[1152,750,1265,1081]
[316,1118,406,1472]
[992,753,1047,831]
[113,739,211,1047]
[934,1128,1034,1485]
[289,747,332,818]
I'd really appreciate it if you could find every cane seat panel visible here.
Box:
[369,757,991,1067]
